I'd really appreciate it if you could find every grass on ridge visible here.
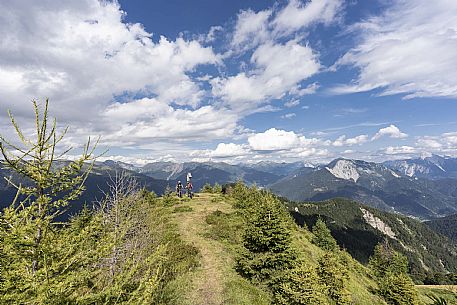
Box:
[169,193,456,305]
[170,193,271,305]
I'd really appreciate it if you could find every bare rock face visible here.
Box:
[360,207,396,239]
[326,159,360,182]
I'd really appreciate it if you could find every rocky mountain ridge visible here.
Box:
[271,157,457,219]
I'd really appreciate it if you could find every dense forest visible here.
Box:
[427,213,457,243]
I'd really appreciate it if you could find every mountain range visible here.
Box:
[271,157,457,219]
[100,155,457,220]
[3,154,457,221]
[98,160,306,191]
[0,159,303,217]
[2,155,457,283]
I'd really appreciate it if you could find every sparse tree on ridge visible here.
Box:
[213,182,222,194]
[236,192,297,281]
[202,183,213,193]
[369,241,419,305]
[317,252,351,305]
[0,99,98,293]
[312,217,338,251]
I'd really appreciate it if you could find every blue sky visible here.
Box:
[1,0,457,164]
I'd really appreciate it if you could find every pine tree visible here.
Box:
[312,218,338,251]
[273,262,328,305]
[231,180,263,209]
[369,241,408,278]
[213,182,222,194]
[236,192,296,282]
[369,241,419,305]
[202,183,213,193]
[317,252,351,305]
[139,187,157,203]
[378,272,419,305]
[0,99,98,301]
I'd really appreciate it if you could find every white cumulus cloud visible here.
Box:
[212,0,342,114]
[0,0,220,120]
[248,128,302,151]
[212,40,320,113]
[372,125,408,141]
[0,0,246,155]
[248,128,324,151]
[231,9,271,51]
[210,143,249,158]
[101,98,238,143]
[333,134,368,147]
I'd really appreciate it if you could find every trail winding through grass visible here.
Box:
[173,193,234,305]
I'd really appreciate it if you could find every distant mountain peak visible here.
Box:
[325,159,360,182]
[324,158,394,182]
[384,154,457,179]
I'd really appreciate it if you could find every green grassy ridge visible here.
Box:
[286,197,457,282]
[198,192,457,304]
[169,193,271,305]
[201,193,386,304]
[4,185,454,304]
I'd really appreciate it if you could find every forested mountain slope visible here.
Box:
[427,213,457,243]
[286,197,457,282]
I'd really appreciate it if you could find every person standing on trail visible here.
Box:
[186,172,193,198]
[176,180,183,198]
